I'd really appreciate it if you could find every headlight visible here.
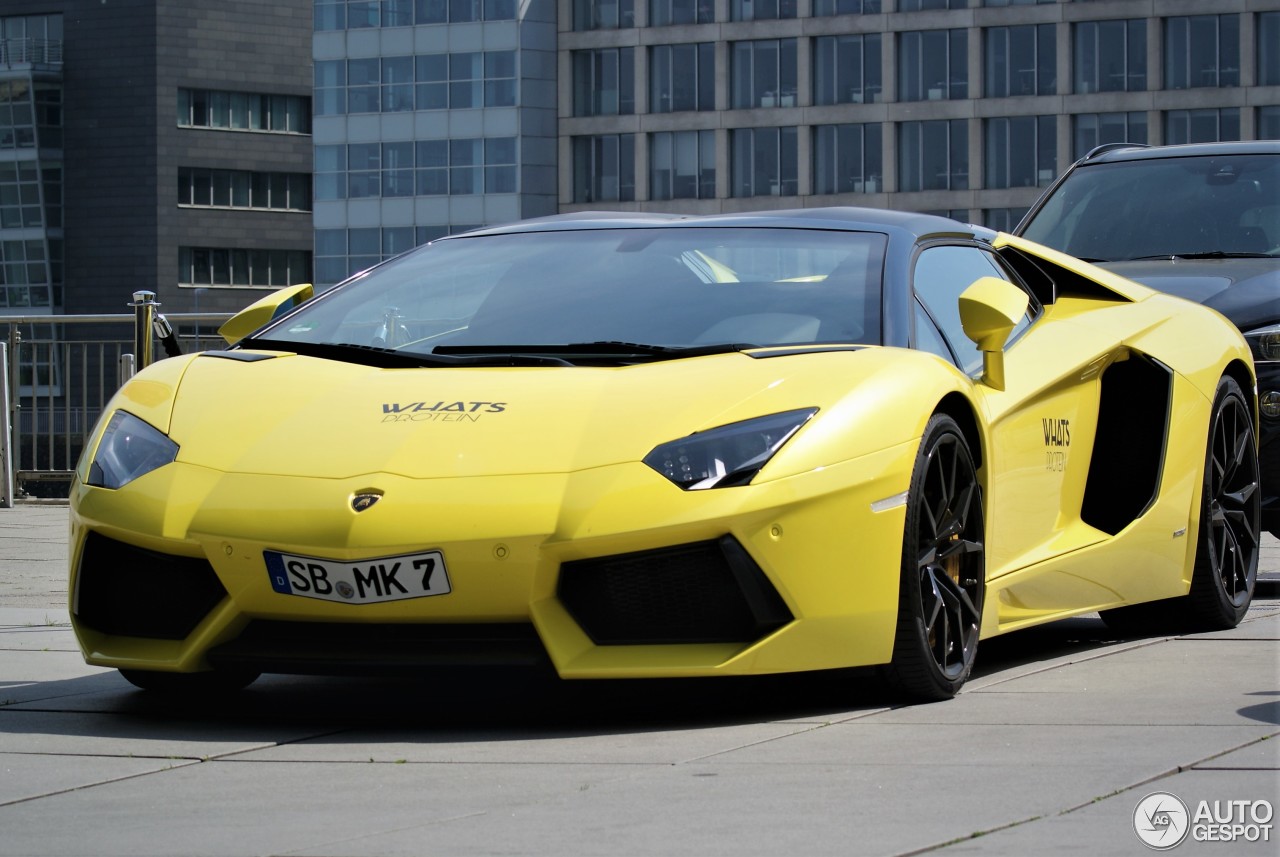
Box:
[1244,323,1280,362]
[87,411,179,490]
[644,408,817,490]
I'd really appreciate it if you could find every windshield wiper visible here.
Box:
[237,338,572,367]
[1126,251,1274,261]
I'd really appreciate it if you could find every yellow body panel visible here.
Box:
[68,232,1257,683]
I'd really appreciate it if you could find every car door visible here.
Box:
[912,243,1118,595]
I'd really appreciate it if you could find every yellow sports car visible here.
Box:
[69,209,1261,701]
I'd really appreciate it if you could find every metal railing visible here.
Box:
[0,37,63,67]
[1,304,231,504]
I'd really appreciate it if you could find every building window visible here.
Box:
[314,0,515,30]
[731,126,798,198]
[898,30,967,102]
[1072,112,1147,159]
[0,80,36,149]
[0,238,50,309]
[899,0,965,10]
[983,208,1029,232]
[730,0,796,22]
[813,0,880,15]
[899,119,968,192]
[320,53,516,114]
[1260,106,1280,141]
[430,52,516,110]
[651,44,715,113]
[1261,13,1280,86]
[985,116,1055,190]
[985,24,1055,97]
[178,247,312,288]
[1165,15,1239,90]
[732,39,798,110]
[178,169,312,211]
[573,135,635,203]
[1164,108,1240,145]
[0,162,42,227]
[177,88,311,134]
[651,0,714,24]
[650,130,716,201]
[813,123,882,195]
[814,34,882,106]
[573,0,634,31]
[573,48,634,117]
[314,138,515,201]
[1073,20,1146,94]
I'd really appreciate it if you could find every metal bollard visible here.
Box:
[130,290,159,371]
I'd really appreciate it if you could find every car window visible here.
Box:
[255,227,889,352]
[913,245,1033,374]
[1021,153,1280,261]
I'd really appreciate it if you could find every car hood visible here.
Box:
[156,347,933,482]
[1097,258,1279,331]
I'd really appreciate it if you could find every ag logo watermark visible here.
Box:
[1134,791,1273,849]
[1134,792,1190,850]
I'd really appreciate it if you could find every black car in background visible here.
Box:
[1016,141,1280,537]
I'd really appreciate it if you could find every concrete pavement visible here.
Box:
[0,504,1276,856]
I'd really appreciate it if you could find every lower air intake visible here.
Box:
[75,531,227,640]
[557,536,792,645]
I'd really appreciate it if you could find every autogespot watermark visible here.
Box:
[1133,791,1274,850]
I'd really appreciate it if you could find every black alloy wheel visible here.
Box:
[1187,375,1260,629]
[885,414,986,701]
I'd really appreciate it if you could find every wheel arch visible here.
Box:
[1222,358,1259,430]
[933,391,984,473]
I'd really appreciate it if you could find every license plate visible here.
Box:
[264,549,450,605]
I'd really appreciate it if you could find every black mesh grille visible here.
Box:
[558,536,792,645]
[75,531,227,640]
[206,621,548,675]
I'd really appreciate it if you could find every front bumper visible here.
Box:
[70,443,916,679]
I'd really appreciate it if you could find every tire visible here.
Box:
[1099,375,1260,636]
[884,414,986,701]
[1185,376,1260,630]
[119,668,260,694]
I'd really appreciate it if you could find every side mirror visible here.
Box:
[218,283,315,346]
[958,276,1029,391]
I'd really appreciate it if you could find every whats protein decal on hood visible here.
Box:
[381,400,508,423]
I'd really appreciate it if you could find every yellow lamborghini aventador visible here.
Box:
[69,208,1261,701]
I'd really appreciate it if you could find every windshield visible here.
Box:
[1021,153,1279,262]
[252,227,886,360]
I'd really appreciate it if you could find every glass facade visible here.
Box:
[731,126,798,197]
[573,134,635,203]
[649,130,716,201]
[0,12,61,314]
[651,44,715,113]
[814,34,882,106]
[813,123,882,195]
[1073,20,1146,94]
[1165,15,1239,90]
[899,119,968,192]
[178,247,311,288]
[732,39,798,110]
[985,25,1055,98]
[1164,108,1241,145]
[1073,112,1148,159]
[178,88,311,133]
[985,116,1056,189]
[898,30,967,102]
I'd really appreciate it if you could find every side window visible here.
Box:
[912,244,1034,374]
[913,298,955,365]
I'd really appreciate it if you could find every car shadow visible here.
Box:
[0,612,1251,740]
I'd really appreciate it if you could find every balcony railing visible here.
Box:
[0,38,63,68]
